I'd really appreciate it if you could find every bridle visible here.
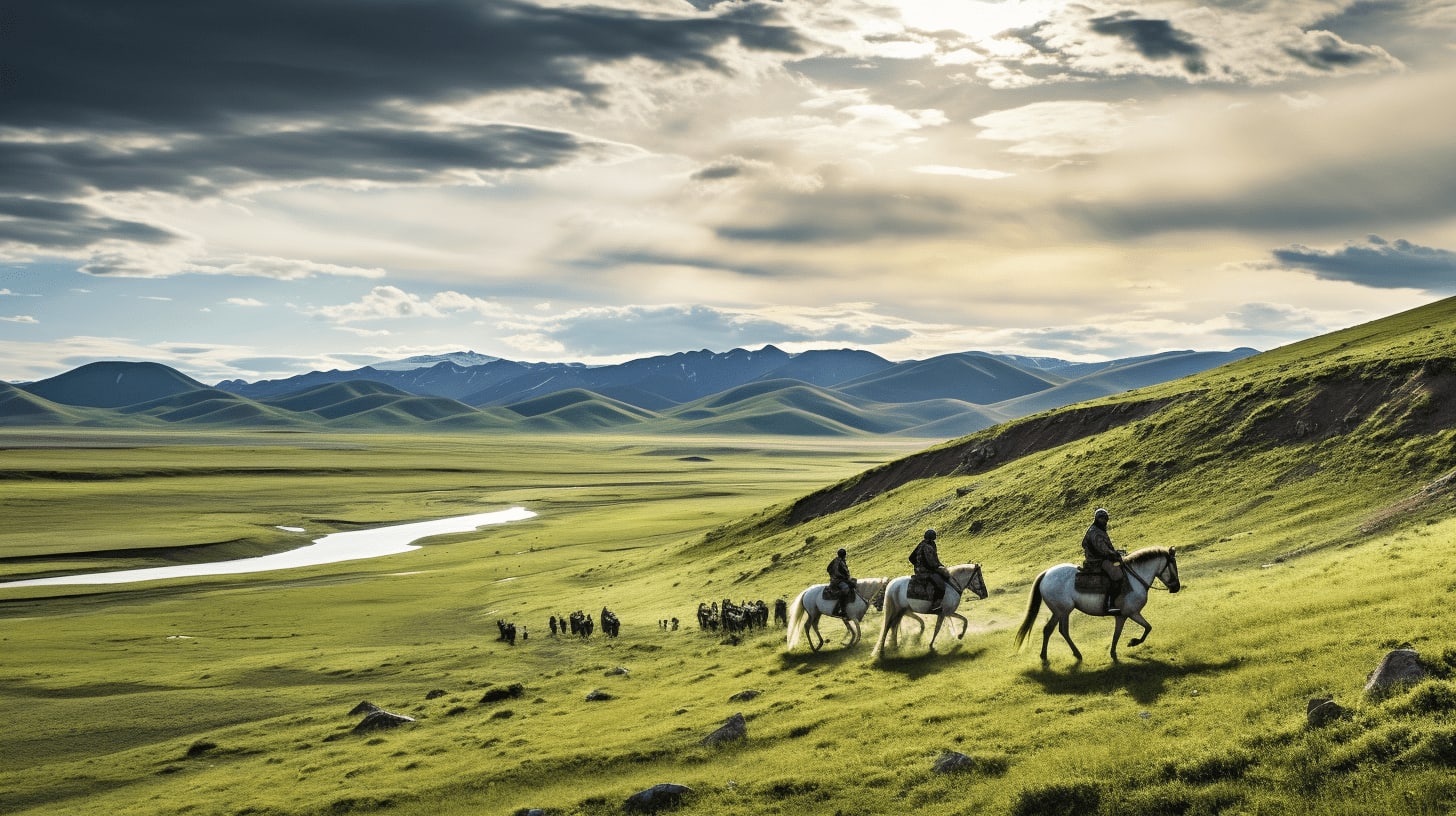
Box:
[1123,554,1176,592]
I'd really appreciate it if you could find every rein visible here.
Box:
[1122,557,1171,592]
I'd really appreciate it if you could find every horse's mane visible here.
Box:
[855,576,889,596]
[1124,546,1173,566]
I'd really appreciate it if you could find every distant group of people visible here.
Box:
[496,619,525,644]
[695,598,770,632]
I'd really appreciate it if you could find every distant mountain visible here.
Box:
[8,344,1261,437]
[23,361,208,409]
[367,351,501,371]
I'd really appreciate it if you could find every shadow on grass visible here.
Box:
[1020,655,1243,705]
[872,646,991,681]
[777,642,875,672]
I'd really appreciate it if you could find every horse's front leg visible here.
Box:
[844,617,859,647]
[806,615,823,652]
[1109,615,1128,662]
[927,616,948,651]
[1126,611,1152,648]
[947,612,969,640]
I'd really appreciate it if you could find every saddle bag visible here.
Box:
[907,575,937,602]
[1073,568,1111,594]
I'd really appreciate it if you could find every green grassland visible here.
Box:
[4,298,1456,815]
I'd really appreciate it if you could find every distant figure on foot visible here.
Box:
[1082,507,1127,613]
[910,529,950,613]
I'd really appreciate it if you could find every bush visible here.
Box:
[1011,781,1102,816]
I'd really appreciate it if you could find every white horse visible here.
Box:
[872,563,988,657]
[1014,546,1181,662]
[785,576,889,652]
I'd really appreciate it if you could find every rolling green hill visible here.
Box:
[1,298,1456,816]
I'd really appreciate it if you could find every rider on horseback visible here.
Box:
[827,547,854,618]
[910,529,950,614]
[1082,507,1128,613]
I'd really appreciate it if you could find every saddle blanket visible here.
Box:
[824,581,856,601]
[907,575,938,602]
[1073,570,1111,594]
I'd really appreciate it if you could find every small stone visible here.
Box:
[932,751,975,774]
[728,689,761,702]
[701,712,746,746]
[1307,698,1348,728]
[585,689,614,702]
[1365,649,1426,698]
[352,709,415,733]
[624,783,693,813]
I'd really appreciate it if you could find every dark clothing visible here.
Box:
[827,554,853,616]
[828,555,851,585]
[910,535,949,610]
[1081,521,1123,581]
[1081,519,1125,609]
[910,537,945,575]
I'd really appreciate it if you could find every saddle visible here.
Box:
[824,579,856,602]
[1074,562,1111,594]
[907,575,938,602]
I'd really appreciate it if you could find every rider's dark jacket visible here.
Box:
[828,555,851,585]
[910,537,944,575]
[1081,521,1121,577]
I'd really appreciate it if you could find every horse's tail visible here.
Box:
[785,589,809,650]
[1014,571,1046,652]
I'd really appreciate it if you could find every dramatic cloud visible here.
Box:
[1273,235,1456,292]
[973,101,1130,157]
[189,257,386,281]
[8,0,803,132]
[1090,13,1209,75]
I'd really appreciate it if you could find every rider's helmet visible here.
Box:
[837,548,847,558]
[925,529,937,540]
[1094,507,1110,521]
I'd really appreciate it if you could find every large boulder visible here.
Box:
[624,783,693,813]
[701,712,746,746]
[1365,649,1426,698]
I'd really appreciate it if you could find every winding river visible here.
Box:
[0,506,536,588]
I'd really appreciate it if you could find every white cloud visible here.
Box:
[225,297,265,307]
[188,256,387,280]
[973,101,1131,157]
[913,165,1013,180]
[1,314,38,324]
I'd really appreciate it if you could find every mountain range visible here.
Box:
[2,345,1257,437]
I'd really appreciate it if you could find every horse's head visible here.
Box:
[1161,547,1181,593]
[952,563,988,600]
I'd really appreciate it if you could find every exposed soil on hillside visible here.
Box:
[786,397,1177,524]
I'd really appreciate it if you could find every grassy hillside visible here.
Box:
[1,297,1455,815]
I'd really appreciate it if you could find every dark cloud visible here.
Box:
[1089,13,1208,75]
[0,124,612,199]
[4,0,803,132]
[1283,31,1385,71]
[0,196,181,250]
[1272,235,1456,291]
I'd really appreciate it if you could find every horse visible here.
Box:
[785,577,889,652]
[1014,546,1181,662]
[872,563,988,657]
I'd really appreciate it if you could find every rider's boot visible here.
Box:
[927,593,942,615]
[1104,591,1120,614]
[832,600,845,619]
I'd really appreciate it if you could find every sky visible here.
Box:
[2,0,1455,385]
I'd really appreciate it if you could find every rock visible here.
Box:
[728,689,761,702]
[353,709,416,733]
[481,683,525,703]
[585,689,614,702]
[1365,649,1426,698]
[701,712,746,746]
[624,783,693,813]
[348,701,382,716]
[605,666,630,676]
[425,689,447,700]
[1307,697,1348,728]
[932,751,975,774]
